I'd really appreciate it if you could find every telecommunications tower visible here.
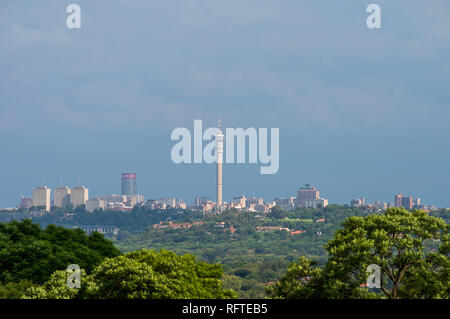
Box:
[216,118,224,208]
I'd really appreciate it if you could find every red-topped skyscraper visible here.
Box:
[121,172,137,196]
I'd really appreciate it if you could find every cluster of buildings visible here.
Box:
[296,183,329,209]
[18,177,334,214]
[19,173,146,213]
[394,193,422,210]
[20,185,89,212]
[187,195,270,213]
[17,176,438,215]
[185,184,329,213]
[146,198,187,210]
[349,193,437,211]
[19,176,331,214]
[273,184,328,210]
[10,121,443,214]
[349,197,390,210]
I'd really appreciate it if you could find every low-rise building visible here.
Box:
[71,225,119,236]
[189,205,206,212]
[246,197,264,206]
[19,197,33,209]
[350,197,366,207]
[256,226,290,232]
[291,230,306,235]
[86,198,105,213]
[153,221,192,230]
[304,198,328,209]
[232,195,246,209]
[274,197,296,209]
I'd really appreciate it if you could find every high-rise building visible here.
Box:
[415,197,421,206]
[54,186,71,208]
[216,118,224,208]
[296,184,320,207]
[394,193,413,210]
[121,173,137,196]
[32,186,51,211]
[71,186,88,208]
[395,193,402,207]
[401,196,413,210]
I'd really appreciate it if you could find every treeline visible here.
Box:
[0,207,448,299]
[114,205,371,297]
[6,207,204,233]
[0,220,234,299]
[22,204,448,298]
[1,206,448,299]
[267,208,449,299]
[0,219,120,298]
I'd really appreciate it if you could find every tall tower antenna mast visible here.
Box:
[216,117,224,210]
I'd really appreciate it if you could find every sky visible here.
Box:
[0,0,449,207]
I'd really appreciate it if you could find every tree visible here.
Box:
[397,232,449,298]
[268,207,287,219]
[24,249,238,299]
[267,208,449,299]
[0,280,34,299]
[324,208,448,299]
[24,269,90,299]
[0,220,121,285]
[265,256,325,299]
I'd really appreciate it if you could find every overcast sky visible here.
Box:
[1,0,449,207]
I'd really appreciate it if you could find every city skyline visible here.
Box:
[1,1,449,208]
[11,174,442,211]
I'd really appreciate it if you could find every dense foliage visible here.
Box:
[24,249,237,299]
[0,219,121,297]
[267,208,449,299]
[1,206,448,299]
[0,207,204,233]
[3,205,376,297]
[112,205,375,297]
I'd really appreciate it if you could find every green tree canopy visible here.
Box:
[0,219,121,285]
[24,249,238,299]
[266,256,325,299]
[268,206,287,219]
[267,208,449,299]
